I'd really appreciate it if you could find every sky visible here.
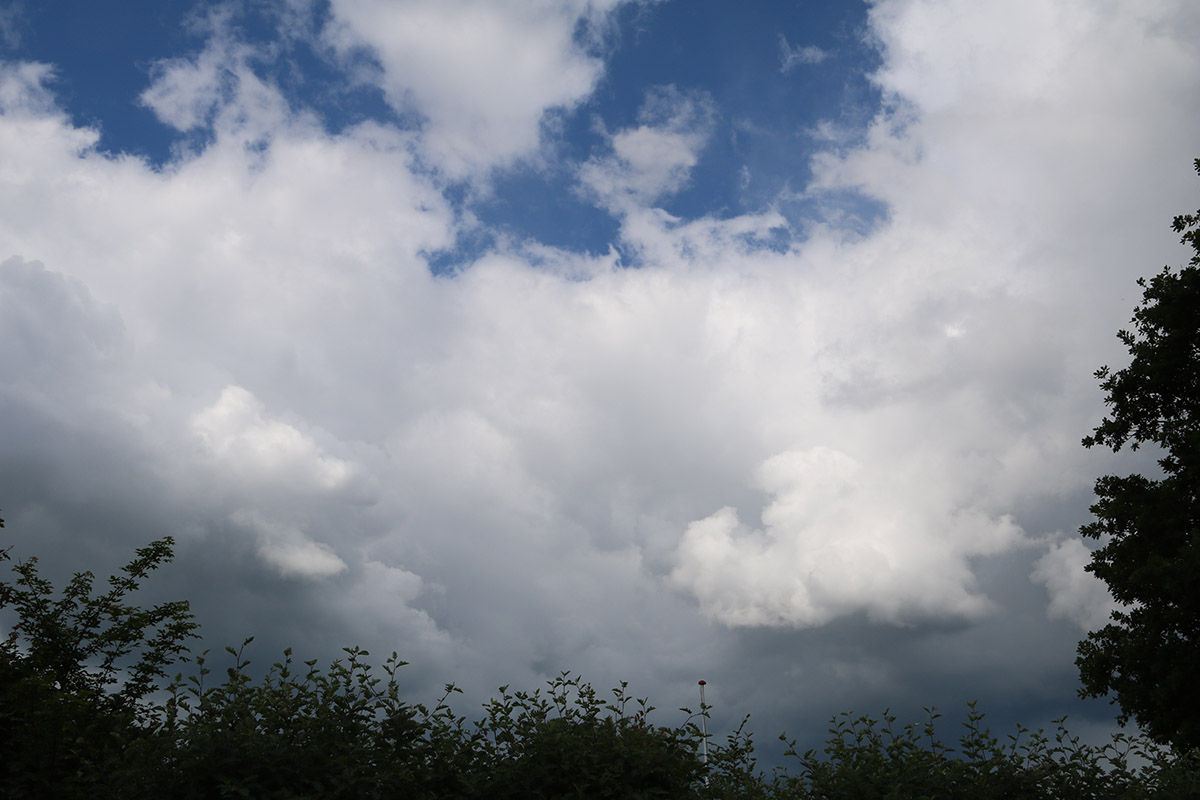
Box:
[2,0,1199,760]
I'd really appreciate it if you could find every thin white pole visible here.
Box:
[698,680,708,786]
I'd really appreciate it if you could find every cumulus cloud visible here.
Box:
[1030,537,1120,632]
[671,447,1026,627]
[0,60,57,115]
[140,42,235,133]
[579,85,716,211]
[191,385,357,492]
[0,257,124,396]
[138,7,306,148]
[233,508,349,578]
[813,0,1200,250]
[323,0,632,176]
[2,0,1199,752]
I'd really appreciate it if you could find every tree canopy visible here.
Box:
[1076,158,1200,750]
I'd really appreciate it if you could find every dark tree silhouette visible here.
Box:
[1076,159,1200,750]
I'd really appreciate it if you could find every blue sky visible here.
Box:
[2,0,1199,761]
[8,0,881,255]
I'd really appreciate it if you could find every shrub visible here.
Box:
[3,531,1198,799]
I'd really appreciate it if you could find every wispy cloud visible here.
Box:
[779,34,829,72]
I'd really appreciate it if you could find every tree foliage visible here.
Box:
[0,532,198,797]
[3,526,1200,798]
[0,532,704,799]
[775,705,1200,800]
[1076,159,1200,750]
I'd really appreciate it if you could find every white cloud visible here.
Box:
[323,0,632,176]
[138,7,303,147]
[815,0,1200,248]
[579,85,716,211]
[0,58,453,376]
[191,385,356,492]
[140,44,233,133]
[0,60,57,115]
[671,447,1026,627]
[1030,537,1119,632]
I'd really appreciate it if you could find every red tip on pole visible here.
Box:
[698,680,706,685]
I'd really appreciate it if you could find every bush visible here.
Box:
[3,531,1198,799]
[771,705,1191,800]
[0,536,197,799]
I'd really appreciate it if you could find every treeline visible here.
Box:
[2,531,1199,799]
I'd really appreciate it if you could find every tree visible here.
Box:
[1076,158,1200,750]
[0,533,200,798]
